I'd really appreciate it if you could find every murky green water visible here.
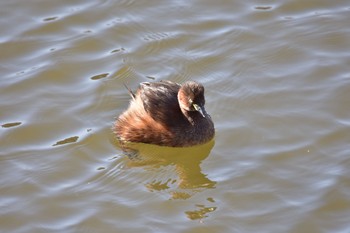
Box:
[1,0,350,232]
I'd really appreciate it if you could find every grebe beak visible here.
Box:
[193,104,205,118]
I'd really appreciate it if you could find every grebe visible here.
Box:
[114,80,214,147]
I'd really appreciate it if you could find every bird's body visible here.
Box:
[114,80,214,147]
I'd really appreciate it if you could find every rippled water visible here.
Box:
[1,0,350,232]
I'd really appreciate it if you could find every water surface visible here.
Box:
[1,0,350,232]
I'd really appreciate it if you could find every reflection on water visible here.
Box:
[185,201,217,221]
[52,135,79,146]
[1,122,22,128]
[118,140,217,219]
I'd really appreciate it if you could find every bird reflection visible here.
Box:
[119,140,216,200]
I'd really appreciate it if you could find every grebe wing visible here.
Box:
[139,81,184,125]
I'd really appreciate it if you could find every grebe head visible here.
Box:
[178,81,207,124]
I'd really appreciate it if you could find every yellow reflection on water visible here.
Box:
[119,140,216,200]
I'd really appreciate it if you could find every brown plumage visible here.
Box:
[114,80,214,147]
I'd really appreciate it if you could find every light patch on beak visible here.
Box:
[193,104,205,118]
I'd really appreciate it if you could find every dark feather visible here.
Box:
[123,83,135,100]
[139,81,187,127]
